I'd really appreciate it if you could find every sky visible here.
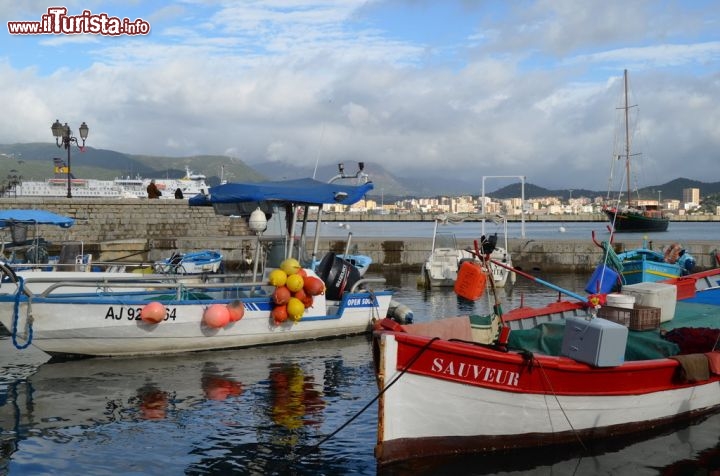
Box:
[1,0,720,192]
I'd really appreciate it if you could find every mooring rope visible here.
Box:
[11,276,33,350]
[528,353,588,452]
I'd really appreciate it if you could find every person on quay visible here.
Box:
[147,179,162,199]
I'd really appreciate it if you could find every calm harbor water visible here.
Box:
[2,269,720,475]
[310,219,720,242]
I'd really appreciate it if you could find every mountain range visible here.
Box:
[2,142,719,201]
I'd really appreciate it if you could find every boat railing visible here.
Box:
[6,267,387,300]
[31,276,270,300]
[350,277,386,292]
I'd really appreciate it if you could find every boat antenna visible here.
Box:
[312,98,333,179]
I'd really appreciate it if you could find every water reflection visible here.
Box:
[1,337,374,474]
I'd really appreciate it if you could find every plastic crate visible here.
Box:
[674,277,697,300]
[597,304,661,331]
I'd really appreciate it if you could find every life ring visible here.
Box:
[664,243,682,264]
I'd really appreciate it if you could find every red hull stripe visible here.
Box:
[392,333,719,396]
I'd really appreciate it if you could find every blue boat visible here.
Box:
[586,233,696,294]
[154,250,224,275]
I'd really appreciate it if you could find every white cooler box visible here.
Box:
[622,282,677,322]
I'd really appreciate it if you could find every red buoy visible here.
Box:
[204,304,230,328]
[140,301,166,324]
[227,300,245,322]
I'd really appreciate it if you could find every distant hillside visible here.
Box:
[489,178,720,202]
[0,143,264,185]
[2,143,719,200]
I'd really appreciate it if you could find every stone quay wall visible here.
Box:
[1,198,717,272]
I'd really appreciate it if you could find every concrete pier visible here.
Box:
[1,198,717,272]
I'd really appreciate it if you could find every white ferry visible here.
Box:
[3,159,209,200]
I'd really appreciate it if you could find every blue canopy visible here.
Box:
[0,209,75,228]
[189,178,373,207]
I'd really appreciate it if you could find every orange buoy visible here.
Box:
[303,276,325,296]
[273,286,291,305]
[271,304,288,325]
[287,297,304,322]
[286,274,304,293]
[204,304,230,328]
[203,376,243,401]
[226,300,245,322]
[140,301,166,324]
[454,261,487,301]
[297,268,308,278]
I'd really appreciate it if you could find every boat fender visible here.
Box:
[140,301,167,324]
[203,304,230,328]
[387,300,414,324]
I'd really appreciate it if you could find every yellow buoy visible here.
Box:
[268,269,288,287]
[286,273,304,293]
[287,297,304,322]
[280,258,301,275]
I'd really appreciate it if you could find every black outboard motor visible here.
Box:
[480,233,498,255]
[316,252,361,300]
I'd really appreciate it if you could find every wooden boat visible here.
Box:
[0,175,398,358]
[373,266,720,466]
[586,233,696,293]
[602,70,669,232]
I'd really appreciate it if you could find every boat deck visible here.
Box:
[506,290,720,361]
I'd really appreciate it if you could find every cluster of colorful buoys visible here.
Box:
[268,258,325,325]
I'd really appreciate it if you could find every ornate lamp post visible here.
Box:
[51,119,89,198]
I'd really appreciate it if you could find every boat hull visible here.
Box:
[604,208,669,232]
[0,282,392,357]
[374,328,720,465]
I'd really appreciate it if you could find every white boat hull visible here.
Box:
[1,273,392,357]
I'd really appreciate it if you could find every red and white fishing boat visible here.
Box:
[373,264,720,466]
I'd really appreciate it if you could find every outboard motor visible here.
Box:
[316,252,361,300]
[480,233,498,255]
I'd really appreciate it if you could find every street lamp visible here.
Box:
[51,119,89,198]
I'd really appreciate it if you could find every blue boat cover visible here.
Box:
[0,209,75,228]
[188,178,373,207]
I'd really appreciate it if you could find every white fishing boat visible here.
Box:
[0,174,400,358]
[420,214,514,289]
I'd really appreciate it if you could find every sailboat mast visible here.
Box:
[623,69,631,205]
